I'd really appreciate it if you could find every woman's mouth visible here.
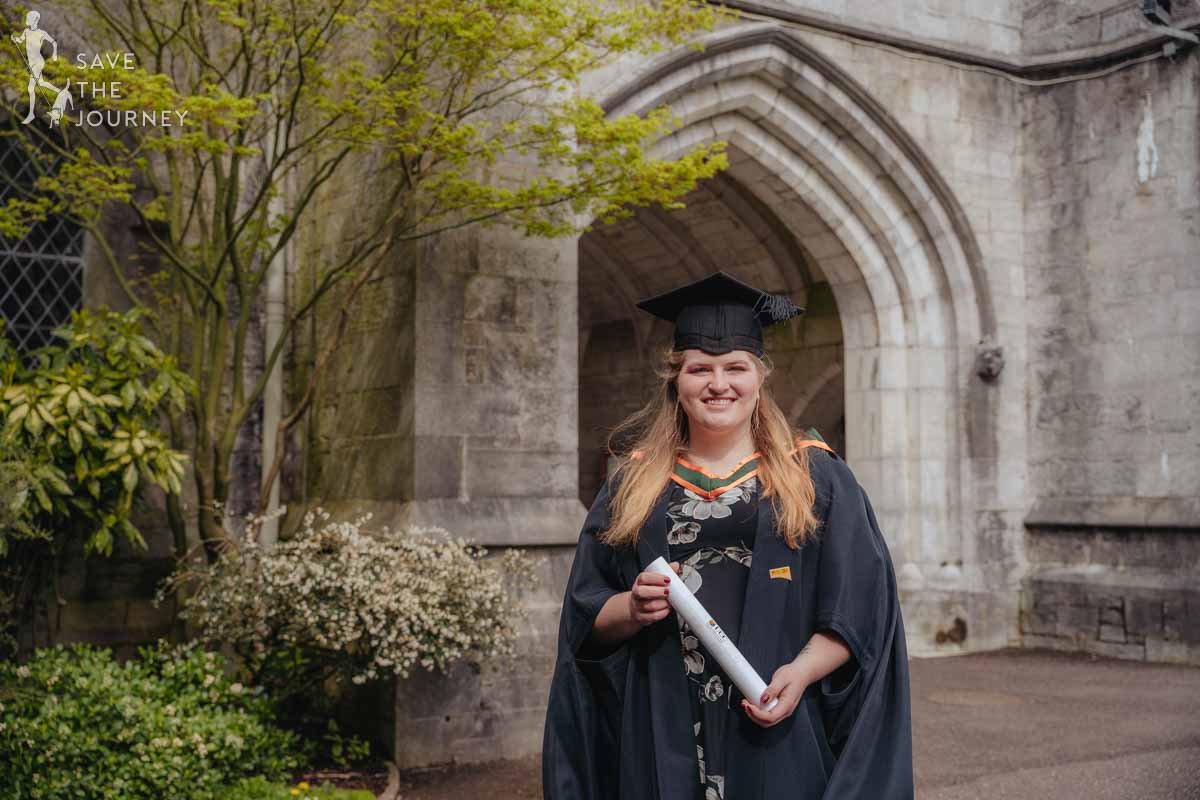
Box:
[703,397,735,407]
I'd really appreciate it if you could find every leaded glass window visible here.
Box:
[0,128,84,352]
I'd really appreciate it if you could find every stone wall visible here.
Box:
[1020,34,1199,664]
[300,140,587,765]
[1023,47,1199,525]
[292,146,415,509]
[1022,526,1200,664]
[301,169,584,536]
[736,0,1200,63]
[727,0,1023,56]
[1022,1,1200,57]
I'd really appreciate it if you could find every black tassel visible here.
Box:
[753,292,802,323]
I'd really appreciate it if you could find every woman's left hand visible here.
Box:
[741,662,808,727]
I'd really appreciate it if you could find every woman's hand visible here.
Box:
[741,631,852,727]
[628,562,681,626]
[741,661,809,727]
[588,562,682,647]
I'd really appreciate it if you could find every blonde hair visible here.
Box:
[599,348,820,550]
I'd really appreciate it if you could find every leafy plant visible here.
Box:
[0,325,47,555]
[0,457,47,548]
[0,643,303,800]
[0,455,49,658]
[322,719,372,770]
[0,309,192,555]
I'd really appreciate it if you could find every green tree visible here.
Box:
[0,0,729,560]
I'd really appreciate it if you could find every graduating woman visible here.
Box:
[543,272,913,799]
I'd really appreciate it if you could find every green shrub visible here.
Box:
[225,777,377,800]
[0,644,303,800]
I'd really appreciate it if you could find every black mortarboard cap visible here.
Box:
[635,271,804,357]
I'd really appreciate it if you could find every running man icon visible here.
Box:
[11,10,62,125]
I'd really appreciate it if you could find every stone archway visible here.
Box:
[580,25,1018,654]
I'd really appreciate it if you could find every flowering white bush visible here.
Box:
[163,510,535,696]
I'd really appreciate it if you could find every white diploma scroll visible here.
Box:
[647,556,779,712]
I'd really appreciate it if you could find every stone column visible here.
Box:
[357,223,586,767]
[399,224,585,544]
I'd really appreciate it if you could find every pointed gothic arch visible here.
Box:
[581,24,1018,653]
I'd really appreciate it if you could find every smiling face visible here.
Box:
[675,349,764,437]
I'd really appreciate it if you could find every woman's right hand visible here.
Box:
[588,562,682,648]
[628,562,680,626]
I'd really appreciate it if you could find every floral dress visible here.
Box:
[666,452,761,800]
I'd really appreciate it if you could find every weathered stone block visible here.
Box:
[1024,561,1200,663]
[1022,602,1058,636]
[1098,623,1127,644]
[395,659,483,719]
[465,449,576,499]
[1164,596,1187,640]
[1055,604,1097,639]
[415,383,523,439]
[1082,638,1146,662]
[478,664,555,713]
[353,437,415,501]
[1145,637,1191,665]
[345,387,411,438]
[1098,598,1125,628]
[800,315,844,347]
[1183,591,1200,643]
[1125,596,1164,639]
[54,598,174,649]
[467,327,561,387]
[463,274,520,327]
[413,436,464,500]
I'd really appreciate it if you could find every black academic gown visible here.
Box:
[542,447,913,800]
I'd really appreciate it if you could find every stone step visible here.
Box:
[1021,567,1200,666]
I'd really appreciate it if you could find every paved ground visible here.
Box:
[396,649,1200,799]
[913,649,1200,800]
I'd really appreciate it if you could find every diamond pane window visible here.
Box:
[0,128,84,352]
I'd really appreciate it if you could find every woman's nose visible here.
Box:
[708,371,729,391]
